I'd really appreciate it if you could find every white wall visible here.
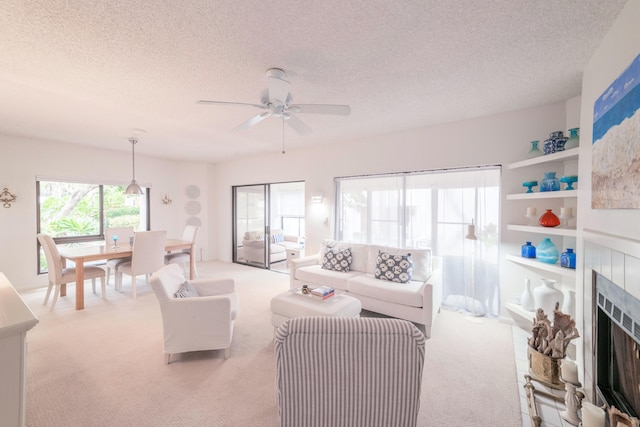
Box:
[578,0,640,241]
[213,100,578,318]
[0,135,214,291]
[575,0,640,385]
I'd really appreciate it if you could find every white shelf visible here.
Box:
[507,224,577,237]
[508,147,579,170]
[505,302,536,323]
[506,190,577,200]
[505,254,576,278]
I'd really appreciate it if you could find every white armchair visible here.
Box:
[149,264,238,364]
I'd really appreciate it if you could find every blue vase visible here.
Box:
[537,238,559,264]
[561,248,576,269]
[540,172,560,192]
[521,241,536,258]
[543,131,568,154]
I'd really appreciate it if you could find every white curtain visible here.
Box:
[335,166,501,318]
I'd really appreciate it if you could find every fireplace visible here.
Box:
[594,272,640,417]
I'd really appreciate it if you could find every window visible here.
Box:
[335,166,501,318]
[36,179,150,273]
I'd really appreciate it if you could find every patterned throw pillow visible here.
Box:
[321,247,353,272]
[273,234,285,243]
[174,281,199,298]
[374,250,413,283]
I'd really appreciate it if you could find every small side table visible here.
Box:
[286,247,304,267]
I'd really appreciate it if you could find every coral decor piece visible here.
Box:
[528,303,580,359]
[539,209,560,227]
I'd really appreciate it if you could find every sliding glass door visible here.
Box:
[233,181,305,270]
[233,185,269,268]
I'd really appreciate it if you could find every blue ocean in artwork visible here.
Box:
[593,53,640,144]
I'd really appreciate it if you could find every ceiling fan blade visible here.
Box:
[198,100,265,109]
[268,76,291,105]
[288,104,351,115]
[284,113,312,135]
[234,112,271,130]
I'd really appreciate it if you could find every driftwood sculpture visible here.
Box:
[528,302,579,359]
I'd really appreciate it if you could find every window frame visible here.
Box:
[36,178,151,273]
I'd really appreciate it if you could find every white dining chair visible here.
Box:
[165,225,199,277]
[116,230,167,298]
[104,226,134,286]
[37,233,106,310]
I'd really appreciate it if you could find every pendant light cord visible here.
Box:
[130,137,137,180]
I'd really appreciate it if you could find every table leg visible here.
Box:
[60,258,67,297]
[189,245,195,280]
[75,259,85,310]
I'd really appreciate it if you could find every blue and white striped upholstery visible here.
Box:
[275,316,425,427]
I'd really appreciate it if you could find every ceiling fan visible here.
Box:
[198,68,351,135]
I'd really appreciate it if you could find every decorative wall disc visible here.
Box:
[185,200,201,215]
[186,216,201,227]
[185,185,200,199]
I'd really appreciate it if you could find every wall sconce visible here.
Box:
[0,187,16,208]
[161,193,173,205]
[311,192,324,204]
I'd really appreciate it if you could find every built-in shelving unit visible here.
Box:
[506,144,579,327]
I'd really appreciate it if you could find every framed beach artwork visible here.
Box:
[592,52,640,209]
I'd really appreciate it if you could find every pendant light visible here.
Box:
[125,137,143,195]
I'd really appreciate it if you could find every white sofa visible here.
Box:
[242,229,301,264]
[289,240,442,338]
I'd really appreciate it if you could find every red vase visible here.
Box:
[539,209,560,227]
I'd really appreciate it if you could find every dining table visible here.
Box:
[57,238,194,310]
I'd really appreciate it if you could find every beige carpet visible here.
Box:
[21,261,522,426]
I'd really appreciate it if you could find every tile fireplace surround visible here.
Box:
[583,229,640,405]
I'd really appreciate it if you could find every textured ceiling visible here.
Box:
[0,0,628,163]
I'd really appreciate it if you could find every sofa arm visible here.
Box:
[283,235,300,243]
[289,254,320,288]
[191,277,235,296]
[421,256,443,335]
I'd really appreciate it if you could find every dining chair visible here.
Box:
[104,226,134,285]
[37,233,106,310]
[116,230,167,298]
[165,225,199,277]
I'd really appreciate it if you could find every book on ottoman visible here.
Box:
[311,286,335,300]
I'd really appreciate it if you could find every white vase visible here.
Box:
[532,278,564,317]
[520,278,535,311]
[562,289,576,318]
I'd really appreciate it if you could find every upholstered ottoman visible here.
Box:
[270,289,362,328]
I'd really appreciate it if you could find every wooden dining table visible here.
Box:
[57,239,194,310]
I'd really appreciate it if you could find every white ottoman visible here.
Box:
[270,289,362,328]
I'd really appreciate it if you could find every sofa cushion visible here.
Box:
[295,265,358,291]
[174,281,199,298]
[244,230,263,241]
[374,251,413,283]
[319,240,368,273]
[347,274,424,308]
[270,243,286,254]
[322,247,353,272]
[273,233,285,243]
[367,246,432,282]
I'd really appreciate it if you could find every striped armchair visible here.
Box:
[274,317,425,427]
